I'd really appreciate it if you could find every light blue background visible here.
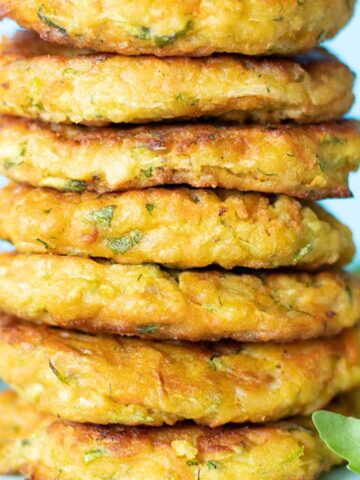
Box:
[321,2,360,268]
[0,6,360,479]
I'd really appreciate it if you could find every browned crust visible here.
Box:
[0,184,354,270]
[0,31,346,63]
[0,314,360,427]
[0,252,359,342]
[0,33,354,125]
[0,0,355,56]
[1,115,358,145]
[0,388,350,480]
[0,116,359,199]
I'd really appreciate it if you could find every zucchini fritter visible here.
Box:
[0,390,51,452]
[0,0,355,57]
[0,390,347,480]
[1,117,359,199]
[0,253,359,343]
[0,33,354,125]
[0,314,360,427]
[0,184,353,270]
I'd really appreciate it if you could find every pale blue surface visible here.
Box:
[321,1,360,268]
[0,6,360,480]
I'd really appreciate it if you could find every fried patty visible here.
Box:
[1,390,352,480]
[0,33,354,125]
[1,117,359,199]
[0,253,359,343]
[0,0,355,57]
[0,390,51,452]
[0,184,353,270]
[1,314,360,427]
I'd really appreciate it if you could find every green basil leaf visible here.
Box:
[312,411,360,473]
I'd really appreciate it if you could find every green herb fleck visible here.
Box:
[209,357,217,370]
[321,135,347,145]
[317,30,325,41]
[134,26,151,40]
[186,460,199,466]
[126,20,192,47]
[2,141,27,170]
[63,68,81,77]
[154,20,193,48]
[273,16,284,21]
[208,356,226,372]
[256,168,277,177]
[137,325,158,335]
[204,305,216,313]
[88,205,116,228]
[293,244,312,263]
[3,160,22,170]
[140,166,153,178]
[37,4,67,35]
[175,93,186,102]
[175,92,199,106]
[297,0,305,5]
[28,97,44,111]
[297,74,305,82]
[83,448,104,464]
[64,179,88,193]
[44,208,52,214]
[49,359,71,385]
[207,461,219,471]
[123,23,151,40]
[316,154,326,172]
[19,141,27,157]
[346,286,353,304]
[107,230,142,254]
[145,203,155,213]
[36,238,51,250]
[313,411,360,473]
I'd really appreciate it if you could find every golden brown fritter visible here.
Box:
[0,184,353,270]
[0,314,360,427]
[0,253,359,343]
[0,391,51,478]
[1,117,359,199]
[0,0,354,56]
[0,390,51,452]
[0,33,354,125]
[0,390,347,480]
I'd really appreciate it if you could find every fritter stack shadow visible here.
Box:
[0,1,359,479]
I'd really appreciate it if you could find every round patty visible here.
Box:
[0,33,354,125]
[1,117,359,199]
[0,391,51,454]
[0,315,360,426]
[2,390,353,480]
[0,185,354,270]
[0,0,354,56]
[0,253,359,343]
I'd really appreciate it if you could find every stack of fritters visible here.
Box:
[0,1,359,479]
